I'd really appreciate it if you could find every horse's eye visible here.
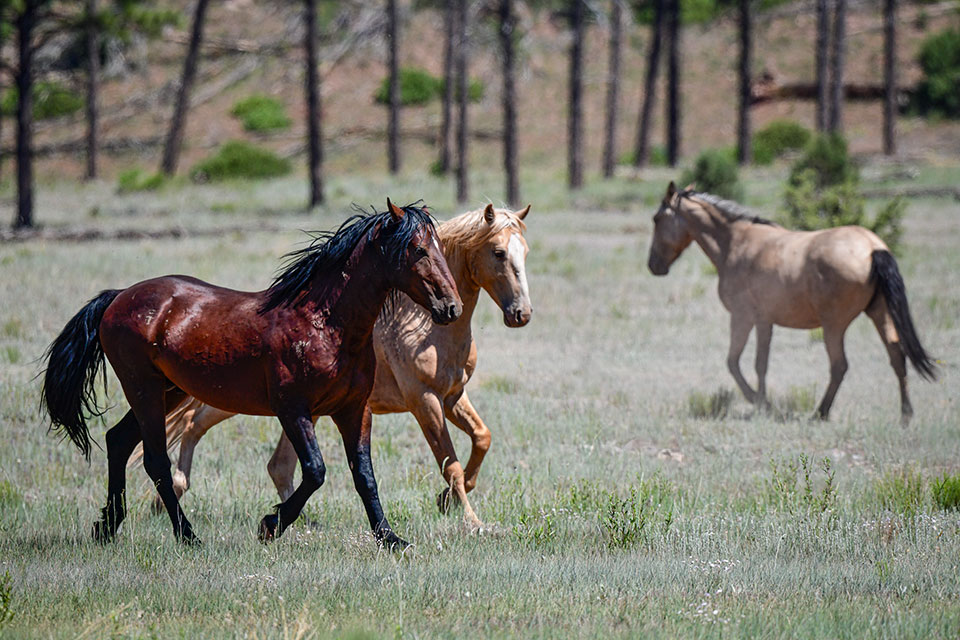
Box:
[493,249,506,260]
[415,245,428,257]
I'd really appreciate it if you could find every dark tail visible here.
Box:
[871,250,937,381]
[41,289,121,459]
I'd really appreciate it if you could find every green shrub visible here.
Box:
[788,133,857,188]
[753,120,811,165]
[932,473,960,511]
[679,148,743,201]
[688,388,734,419]
[117,168,165,194]
[1,81,84,120]
[618,145,668,167]
[782,134,905,253]
[599,487,649,549]
[230,94,291,132]
[374,67,442,106]
[913,28,960,118]
[875,468,925,515]
[190,141,291,182]
[762,455,836,515]
[777,385,816,415]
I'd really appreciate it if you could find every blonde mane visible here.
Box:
[439,206,527,261]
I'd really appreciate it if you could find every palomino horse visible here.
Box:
[648,182,936,424]
[41,201,461,548]
[135,204,532,529]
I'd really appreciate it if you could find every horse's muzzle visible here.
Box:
[503,305,532,328]
[431,299,462,325]
[648,256,669,276]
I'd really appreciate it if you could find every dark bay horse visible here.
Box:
[648,182,936,424]
[41,200,461,549]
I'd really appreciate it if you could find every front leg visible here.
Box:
[258,405,326,542]
[332,403,409,551]
[727,313,758,403]
[754,323,773,409]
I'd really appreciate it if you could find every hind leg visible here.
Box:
[727,314,758,403]
[126,378,199,544]
[92,410,141,543]
[815,321,850,420]
[267,432,298,502]
[754,323,773,410]
[867,296,912,426]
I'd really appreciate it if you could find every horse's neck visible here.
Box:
[680,201,733,270]
[314,246,389,344]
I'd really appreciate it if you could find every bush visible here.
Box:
[875,468,926,515]
[913,28,960,118]
[782,134,905,253]
[679,148,743,201]
[1,81,83,120]
[117,169,165,194]
[374,67,442,106]
[932,473,960,511]
[230,94,291,132]
[752,120,811,165]
[190,141,291,182]
[618,145,668,167]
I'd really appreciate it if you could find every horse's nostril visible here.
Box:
[447,302,459,320]
[515,309,524,323]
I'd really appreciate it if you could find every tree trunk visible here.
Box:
[883,0,897,155]
[634,0,663,168]
[305,0,323,207]
[85,0,99,180]
[455,0,468,203]
[386,0,400,174]
[665,0,680,166]
[737,0,752,165]
[567,0,584,190]
[438,1,455,174]
[827,0,846,133]
[14,3,36,229]
[499,0,519,205]
[814,0,829,132]
[160,0,210,176]
[601,0,622,178]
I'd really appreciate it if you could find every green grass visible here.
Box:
[1,163,959,637]
[190,141,291,182]
[116,168,166,194]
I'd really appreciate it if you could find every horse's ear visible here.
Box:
[665,181,677,198]
[483,203,496,224]
[683,182,696,192]
[516,204,531,220]
[387,198,405,221]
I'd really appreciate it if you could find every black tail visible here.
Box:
[41,289,121,459]
[871,250,937,381]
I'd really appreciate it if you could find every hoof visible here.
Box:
[91,520,115,544]
[436,488,451,514]
[258,514,279,543]
[177,530,202,547]
[379,531,411,552]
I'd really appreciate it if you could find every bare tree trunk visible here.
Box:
[601,0,622,179]
[85,0,99,180]
[665,0,680,166]
[567,0,584,190]
[14,3,36,229]
[305,0,323,207]
[386,0,400,174]
[827,0,846,133]
[737,0,752,165]
[499,0,519,205]
[455,0,468,203]
[883,0,897,155]
[161,0,210,176]
[815,0,829,132]
[634,0,663,168]
[438,1,455,174]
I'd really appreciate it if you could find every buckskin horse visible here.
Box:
[648,182,936,424]
[41,200,461,549]
[135,203,532,530]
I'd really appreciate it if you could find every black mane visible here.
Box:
[259,202,435,314]
[683,190,778,227]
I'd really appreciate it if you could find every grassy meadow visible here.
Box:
[0,165,959,638]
